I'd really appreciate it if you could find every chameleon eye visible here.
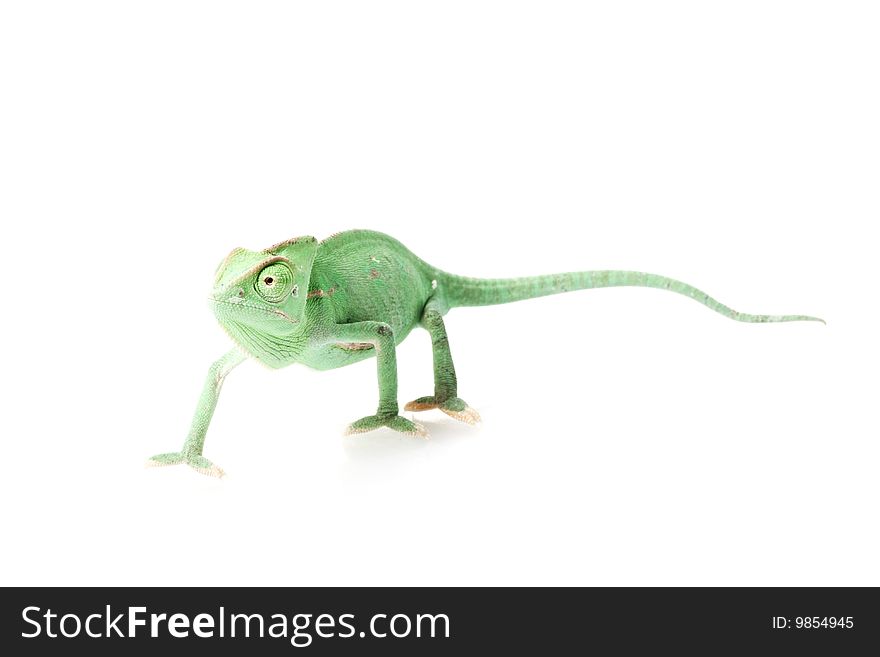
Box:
[255,263,293,303]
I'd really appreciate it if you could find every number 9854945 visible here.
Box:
[795,617,853,629]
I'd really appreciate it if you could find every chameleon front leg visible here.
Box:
[147,348,247,477]
[333,321,427,437]
[404,299,481,425]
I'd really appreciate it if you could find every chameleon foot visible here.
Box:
[146,452,226,478]
[403,396,481,426]
[344,414,428,438]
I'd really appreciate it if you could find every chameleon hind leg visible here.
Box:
[336,321,427,438]
[404,299,481,425]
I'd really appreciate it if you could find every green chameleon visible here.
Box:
[148,229,823,477]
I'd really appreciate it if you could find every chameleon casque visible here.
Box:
[148,229,823,477]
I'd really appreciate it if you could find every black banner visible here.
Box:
[1,587,877,654]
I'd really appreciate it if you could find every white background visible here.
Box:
[1,2,877,586]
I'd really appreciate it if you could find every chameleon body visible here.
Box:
[149,229,822,477]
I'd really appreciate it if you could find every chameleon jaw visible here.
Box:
[210,297,295,323]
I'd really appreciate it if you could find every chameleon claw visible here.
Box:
[403,396,481,426]
[344,414,429,438]
[146,452,226,478]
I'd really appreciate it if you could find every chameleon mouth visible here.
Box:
[210,297,295,322]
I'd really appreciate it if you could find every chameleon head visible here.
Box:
[210,236,318,367]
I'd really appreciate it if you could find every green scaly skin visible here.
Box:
[148,230,823,477]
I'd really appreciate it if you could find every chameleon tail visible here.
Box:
[437,270,824,324]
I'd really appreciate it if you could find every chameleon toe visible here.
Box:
[440,404,481,425]
[404,396,481,426]
[145,451,225,478]
[345,414,428,438]
[186,455,226,478]
[146,452,186,467]
[403,396,441,412]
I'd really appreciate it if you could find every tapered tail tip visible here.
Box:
[770,314,826,325]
